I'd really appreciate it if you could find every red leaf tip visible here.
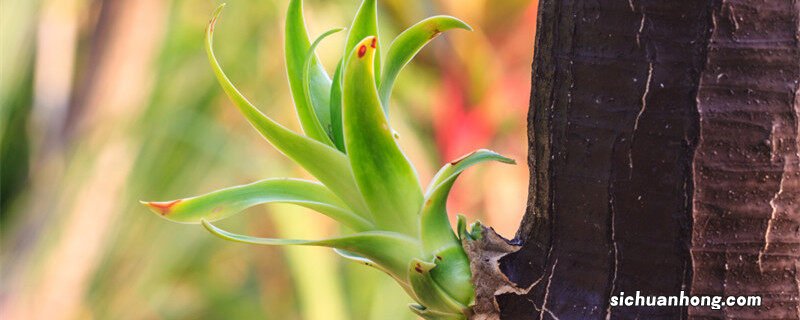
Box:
[449,151,478,165]
[143,200,182,215]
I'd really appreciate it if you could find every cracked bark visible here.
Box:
[468,0,800,319]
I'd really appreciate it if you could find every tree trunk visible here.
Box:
[469,0,800,319]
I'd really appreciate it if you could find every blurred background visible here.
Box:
[0,0,536,318]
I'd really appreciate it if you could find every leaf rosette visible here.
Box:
[142,2,513,319]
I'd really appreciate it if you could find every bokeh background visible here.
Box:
[0,0,536,318]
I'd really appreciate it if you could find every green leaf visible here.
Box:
[333,249,390,273]
[342,37,423,234]
[409,304,464,320]
[407,259,468,316]
[329,59,345,152]
[205,5,369,217]
[427,149,515,195]
[469,220,483,240]
[419,150,513,304]
[203,220,421,281]
[344,0,380,80]
[429,245,474,306]
[421,149,514,253]
[456,215,472,241]
[286,0,334,145]
[379,16,471,111]
[141,178,372,231]
[302,28,344,142]
[333,249,415,295]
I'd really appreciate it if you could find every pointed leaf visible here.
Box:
[426,149,515,195]
[141,178,372,231]
[206,5,369,216]
[343,37,423,234]
[344,0,380,80]
[456,215,469,241]
[421,149,514,253]
[379,16,471,110]
[329,59,345,152]
[302,28,344,142]
[203,220,421,281]
[286,0,334,145]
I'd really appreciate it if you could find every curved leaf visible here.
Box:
[407,258,468,316]
[302,28,344,142]
[421,149,513,252]
[333,249,388,273]
[379,16,471,110]
[333,249,415,295]
[343,36,423,234]
[329,59,345,152]
[203,220,421,280]
[141,178,372,231]
[286,0,334,145]
[205,5,369,217]
[344,0,380,80]
[429,244,474,306]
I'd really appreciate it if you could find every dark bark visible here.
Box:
[691,1,800,318]
[470,0,800,319]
